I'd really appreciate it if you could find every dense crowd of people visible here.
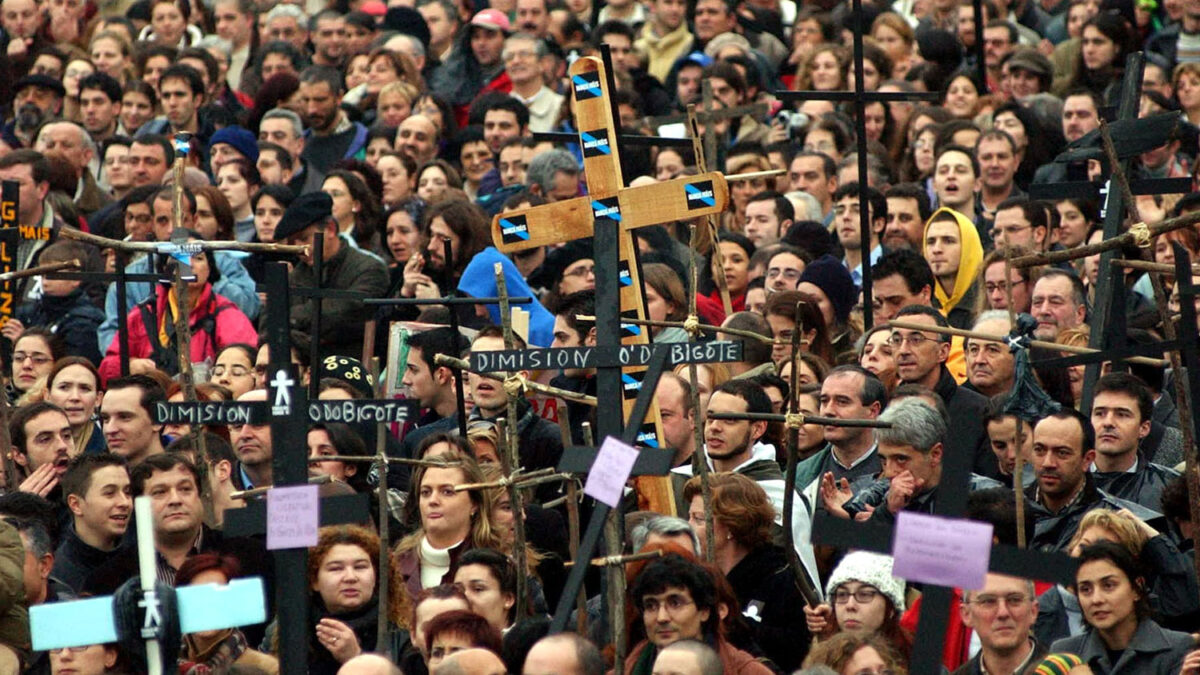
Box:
[1,0,1200,672]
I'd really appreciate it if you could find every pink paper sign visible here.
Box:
[267,485,320,550]
[584,437,639,508]
[892,512,993,591]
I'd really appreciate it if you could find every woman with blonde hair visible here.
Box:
[1175,62,1200,126]
[376,80,420,128]
[870,12,915,78]
[392,451,506,603]
[89,31,133,83]
[795,44,847,92]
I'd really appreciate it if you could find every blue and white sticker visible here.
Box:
[685,180,716,209]
[620,309,641,337]
[636,423,661,448]
[592,197,621,221]
[572,71,602,100]
[499,214,531,244]
[621,370,645,400]
[618,259,632,286]
[581,129,611,157]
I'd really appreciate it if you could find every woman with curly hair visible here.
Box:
[802,631,908,675]
[265,525,408,674]
[795,44,846,91]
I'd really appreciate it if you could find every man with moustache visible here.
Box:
[2,75,64,149]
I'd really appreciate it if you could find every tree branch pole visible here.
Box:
[684,222,716,563]
[1009,208,1200,269]
[369,356,392,647]
[230,474,332,500]
[58,226,309,256]
[1002,248,1026,549]
[432,354,599,405]
[1111,259,1200,275]
[782,302,821,605]
[577,422,594,636]
[886,319,1168,367]
[572,315,775,345]
[688,102,732,317]
[564,549,664,568]
[494,264,529,622]
[305,455,458,467]
[0,259,78,282]
[169,145,213,527]
[707,412,892,428]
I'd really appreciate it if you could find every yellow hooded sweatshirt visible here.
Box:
[922,207,984,383]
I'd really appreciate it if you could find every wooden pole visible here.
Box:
[494,264,529,622]
[783,303,821,605]
[432,355,598,405]
[1002,248,1026,549]
[687,103,732,317]
[684,222,716,563]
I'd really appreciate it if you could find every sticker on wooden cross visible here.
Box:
[492,54,732,515]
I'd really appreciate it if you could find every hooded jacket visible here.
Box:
[457,247,555,347]
[924,207,984,330]
[98,283,259,384]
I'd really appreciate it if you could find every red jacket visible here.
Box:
[99,284,258,384]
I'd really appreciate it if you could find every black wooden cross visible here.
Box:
[810,426,1078,673]
[1026,53,1191,410]
[772,0,942,331]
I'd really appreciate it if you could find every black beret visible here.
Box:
[14,74,66,99]
[274,192,332,241]
[384,7,431,50]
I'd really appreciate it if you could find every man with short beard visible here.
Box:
[296,66,368,173]
[883,183,931,251]
[3,75,63,149]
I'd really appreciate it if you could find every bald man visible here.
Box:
[433,648,506,675]
[338,654,402,675]
[652,640,723,675]
[523,633,605,675]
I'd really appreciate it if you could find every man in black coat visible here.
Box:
[891,305,996,479]
[1089,373,1180,513]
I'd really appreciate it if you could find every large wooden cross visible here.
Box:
[492,54,731,515]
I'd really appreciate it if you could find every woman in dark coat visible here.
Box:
[1051,541,1193,674]
[682,473,810,671]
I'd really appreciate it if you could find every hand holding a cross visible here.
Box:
[802,602,836,640]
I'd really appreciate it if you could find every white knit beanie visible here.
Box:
[824,551,907,611]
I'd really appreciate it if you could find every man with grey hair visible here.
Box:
[259,107,324,196]
[526,149,579,202]
[385,33,427,72]
[630,515,700,556]
[261,4,309,51]
[957,573,1043,675]
[837,397,1000,523]
[34,120,109,216]
[434,648,506,675]
[652,639,724,675]
[504,33,562,132]
[966,310,1015,398]
[522,633,605,675]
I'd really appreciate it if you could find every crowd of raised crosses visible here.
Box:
[2,0,1200,671]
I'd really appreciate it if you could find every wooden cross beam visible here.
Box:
[494,54,732,515]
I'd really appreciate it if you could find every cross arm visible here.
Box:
[491,172,730,252]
